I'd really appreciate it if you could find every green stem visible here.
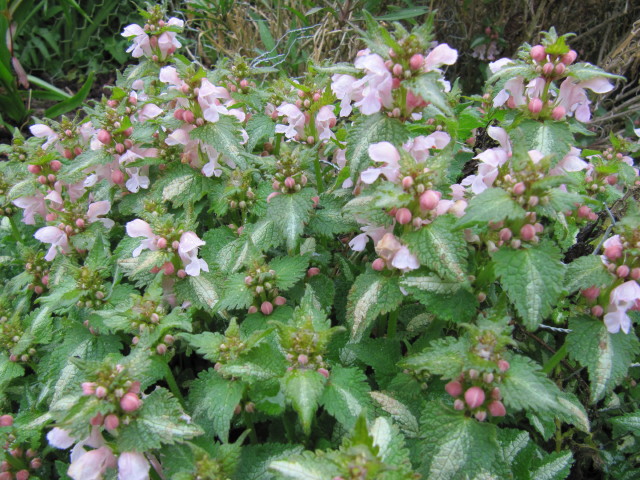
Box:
[274,132,283,156]
[387,309,398,339]
[542,342,568,375]
[8,216,23,244]
[163,363,186,409]
[314,153,324,194]
[242,411,259,444]
[541,79,552,105]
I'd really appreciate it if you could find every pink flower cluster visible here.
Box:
[121,17,184,61]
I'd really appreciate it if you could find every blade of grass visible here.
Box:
[44,71,93,118]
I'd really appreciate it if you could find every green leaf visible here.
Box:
[189,369,244,442]
[320,365,371,429]
[515,120,573,162]
[568,62,625,82]
[501,355,589,432]
[346,273,404,341]
[406,73,452,116]
[117,388,203,451]
[179,332,224,362]
[400,275,462,295]
[405,215,468,282]
[564,255,614,294]
[270,256,309,290]
[529,451,573,480]
[267,190,314,251]
[400,337,469,379]
[308,193,355,237]
[60,149,113,183]
[369,391,420,438]
[456,188,526,228]
[492,244,565,330]
[418,401,499,480]
[246,113,276,152]
[174,273,219,310]
[346,113,409,182]
[190,116,248,169]
[283,369,326,435]
[45,72,94,118]
[0,355,24,404]
[567,316,639,402]
[610,412,640,436]
[237,443,305,480]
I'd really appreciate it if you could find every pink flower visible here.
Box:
[315,105,336,141]
[178,232,209,276]
[122,24,151,58]
[126,219,159,257]
[47,428,75,449]
[604,281,640,334]
[13,194,46,225]
[275,103,306,140]
[331,74,363,117]
[493,76,525,107]
[461,126,511,194]
[403,132,451,162]
[68,446,117,480]
[549,147,587,176]
[35,226,70,261]
[198,80,231,123]
[86,201,114,228]
[117,452,150,480]
[137,103,163,122]
[349,224,390,251]
[29,124,58,150]
[360,142,401,184]
[556,77,614,122]
[375,233,420,272]
[353,53,393,115]
[424,44,458,71]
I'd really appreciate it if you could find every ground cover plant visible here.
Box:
[0,4,640,479]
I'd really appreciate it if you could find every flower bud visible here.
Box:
[64,148,73,159]
[445,381,463,397]
[97,129,112,144]
[128,381,141,394]
[273,296,287,306]
[551,105,566,121]
[120,392,142,412]
[453,399,465,410]
[104,414,120,431]
[37,175,47,184]
[402,176,414,189]
[0,415,13,427]
[604,244,623,261]
[528,98,543,114]
[307,267,320,277]
[156,343,167,355]
[513,182,526,195]
[499,228,512,242]
[520,224,536,241]
[30,458,42,469]
[483,372,494,383]
[468,369,479,380]
[111,169,125,185]
[372,258,385,271]
[554,63,566,75]
[477,292,487,302]
[562,50,577,65]
[530,45,546,62]
[488,400,507,417]
[409,54,424,70]
[542,62,554,76]
[115,143,125,154]
[298,354,309,365]
[95,386,107,398]
[177,269,187,279]
[248,306,258,314]
[162,262,175,276]
[15,470,29,480]
[82,382,97,395]
[474,410,487,422]
[261,301,274,315]
[183,110,195,124]
[491,387,502,400]
[173,109,185,121]
[395,207,412,225]
[317,368,330,379]
[74,146,83,155]
[284,177,296,189]
[631,268,640,280]
[34,286,43,295]
[392,63,403,76]
[420,190,441,210]
[617,265,630,278]
[497,359,510,372]
[592,305,604,317]
[75,218,85,229]
[581,286,600,301]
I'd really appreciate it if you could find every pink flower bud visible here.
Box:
[465,387,485,408]
[592,305,604,317]
[513,182,526,195]
[104,414,120,430]
[488,400,506,417]
[491,387,501,400]
[156,343,167,355]
[520,224,536,241]
[307,267,320,277]
[128,381,141,394]
[64,149,73,159]
[34,286,43,295]
[561,50,577,65]
[551,105,566,121]
[50,160,62,171]
[124,139,133,150]
[392,77,401,89]
[483,372,494,383]
[445,381,463,397]
[240,79,249,89]
[530,45,546,62]
[554,63,566,75]
[317,368,330,379]
[581,286,600,300]
[617,265,630,278]
[372,258,385,271]
[162,262,175,276]
[499,228,512,242]
[402,176,414,189]
[542,62,554,76]
[284,177,296,189]
[111,169,125,185]
[497,359,510,372]
[0,415,13,427]
[176,269,187,279]
[392,64,403,76]
[474,410,487,422]
[528,98,543,114]
[274,296,287,306]
[97,129,112,144]
[631,268,640,280]
[453,399,465,410]
[409,54,424,70]
[395,207,412,225]
[577,205,592,219]
[173,109,185,121]
[183,110,195,124]
[15,470,29,480]
[420,190,441,210]
[298,354,309,365]
[45,213,57,222]
[115,143,125,154]
[74,146,83,155]
[157,237,167,249]
[82,382,97,395]
[30,458,42,469]
[248,306,258,314]
[313,92,321,102]
[468,369,479,380]
[604,245,623,261]
[120,392,142,412]
[0,472,12,480]
[95,386,108,398]
[75,218,85,229]
[37,175,47,184]
[27,164,41,174]
[606,175,617,186]
[261,301,274,315]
